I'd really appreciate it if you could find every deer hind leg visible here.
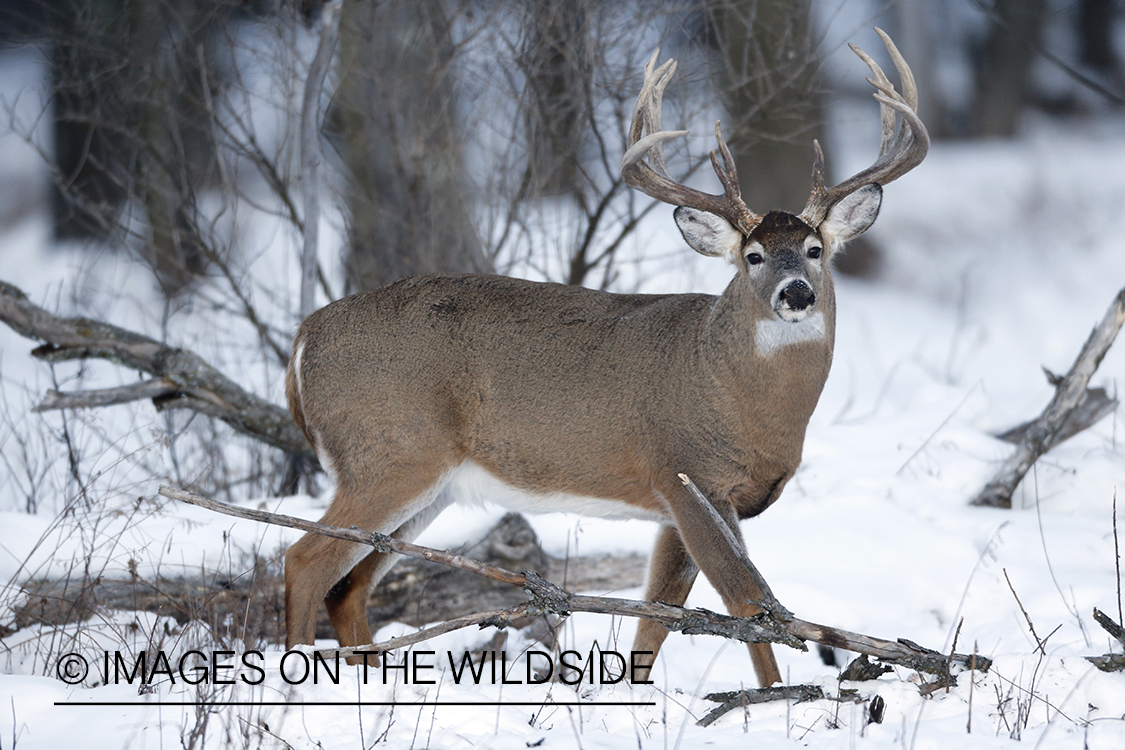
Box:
[632,524,700,683]
[283,466,453,652]
[322,489,453,663]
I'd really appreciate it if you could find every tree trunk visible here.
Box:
[1078,0,1120,74]
[333,0,492,293]
[48,0,129,241]
[701,0,882,276]
[48,0,223,295]
[518,0,593,198]
[971,0,1047,138]
[704,0,825,217]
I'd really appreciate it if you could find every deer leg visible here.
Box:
[284,468,452,651]
[660,482,781,688]
[632,524,699,682]
[322,492,452,664]
[321,549,387,661]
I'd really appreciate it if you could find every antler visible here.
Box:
[798,28,929,227]
[621,51,761,235]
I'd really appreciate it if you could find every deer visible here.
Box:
[282,29,928,688]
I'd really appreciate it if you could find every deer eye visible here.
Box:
[746,252,764,266]
[807,246,822,259]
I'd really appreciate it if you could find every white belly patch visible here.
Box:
[755,310,825,355]
[447,460,666,523]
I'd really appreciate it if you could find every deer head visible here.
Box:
[622,28,927,335]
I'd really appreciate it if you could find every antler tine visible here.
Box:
[848,42,897,160]
[799,29,929,227]
[645,55,676,177]
[876,27,918,112]
[710,121,742,201]
[622,52,760,235]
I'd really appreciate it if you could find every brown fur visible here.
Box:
[282,197,880,685]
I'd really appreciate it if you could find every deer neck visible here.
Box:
[699,276,836,455]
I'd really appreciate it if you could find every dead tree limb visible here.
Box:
[698,685,825,727]
[1093,607,1125,648]
[1088,607,1125,672]
[158,485,990,676]
[973,286,1125,508]
[0,279,315,464]
[33,379,180,411]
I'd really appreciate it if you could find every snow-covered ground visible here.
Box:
[0,29,1124,750]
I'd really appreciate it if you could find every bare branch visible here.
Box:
[1088,610,1125,672]
[34,379,180,412]
[973,286,1125,508]
[0,279,315,463]
[996,378,1117,447]
[1093,607,1125,649]
[159,484,990,676]
[698,685,825,727]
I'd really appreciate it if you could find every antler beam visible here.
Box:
[621,51,761,234]
[799,28,930,226]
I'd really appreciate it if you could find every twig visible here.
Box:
[0,280,316,463]
[973,286,1125,508]
[1116,490,1122,626]
[158,485,991,676]
[1003,569,1045,654]
[34,379,180,411]
[967,641,977,733]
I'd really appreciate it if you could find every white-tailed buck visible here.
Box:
[284,29,927,686]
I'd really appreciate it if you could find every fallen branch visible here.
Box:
[0,280,315,463]
[698,685,825,727]
[1093,607,1125,648]
[33,379,181,411]
[1088,607,1125,672]
[158,485,990,677]
[973,286,1125,508]
[996,378,1117,449]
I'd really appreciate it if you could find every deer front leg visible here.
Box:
[661,482,782,688]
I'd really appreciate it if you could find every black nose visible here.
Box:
[779,280,815,310]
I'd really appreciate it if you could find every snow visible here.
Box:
[1,25,1124,750]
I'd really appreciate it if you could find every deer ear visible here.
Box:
[674,207,743,261]
[819,184,882,249]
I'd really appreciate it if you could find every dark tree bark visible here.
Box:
[518,0,593,198]
[333,0,492,293]
[703,0,826,217]
[1078,0,1120,74]
[971,0,1047,137]
[47,0,227,295]
[699,0,881,276]
[47,0,128,241]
